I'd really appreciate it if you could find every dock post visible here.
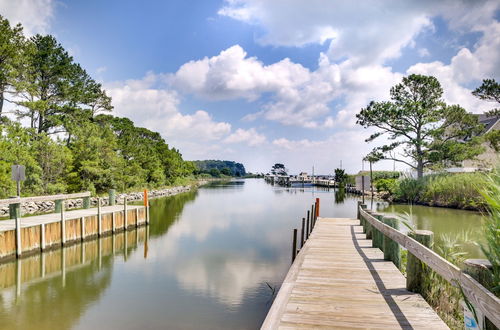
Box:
[306,216,310,240]
[463,259,494,330]
[55,199,63,213]
[312,205,315,228]
[300,218,305,247]
[124,198,128,230]
[40,223,45,251]
[14,206,21,258]
[112,212,116,233]
[108,189,116,206]
[135,208,139,227]
[406,230,433,293]
[60,202,66,245]
[373,214,384,251]
[83,196,90,209]
[81,217,85,241]
[315,198,320,218]
[61,248,66,287]
[97,197,102,237]
[144,189,149,224]
[382,216,401,269]
[292,228,297,262]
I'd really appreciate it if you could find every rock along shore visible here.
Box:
[0,180,208,217]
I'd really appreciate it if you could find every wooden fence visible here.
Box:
[359,204,500,328]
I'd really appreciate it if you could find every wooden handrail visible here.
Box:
[0,192,91,206]
[359,207,500,327]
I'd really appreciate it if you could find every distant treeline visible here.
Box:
[0,16,195,198]
[193,160,246,177]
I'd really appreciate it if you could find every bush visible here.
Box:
[392,172,488,210]
[375,178,397,194]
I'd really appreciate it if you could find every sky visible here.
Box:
[1,0,499,174]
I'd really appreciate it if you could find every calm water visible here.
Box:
[0,179,485,329]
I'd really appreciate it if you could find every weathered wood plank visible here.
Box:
[262,217,449,330]
[360,208,500,328]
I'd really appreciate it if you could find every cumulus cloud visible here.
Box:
[0,0,54,35]
[218,0,499,66]
[105,73,232,158]
[224,128,266,146]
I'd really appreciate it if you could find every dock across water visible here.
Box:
[262,217,448,329]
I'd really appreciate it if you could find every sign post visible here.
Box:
[11,165,25,258]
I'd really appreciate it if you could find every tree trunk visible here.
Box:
[417,160,424,179]
[0,90,4,116]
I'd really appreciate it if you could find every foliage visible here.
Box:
[193,160,246,177]
[478,168,500,295]
[472,79,500,104]
[270,163,287,176]
[334,168,347,185]
[392,173,488,210]
[375,178,397,194]
[357,74,485,178]
[0,16,197,197]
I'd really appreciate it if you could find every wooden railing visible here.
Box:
[359,205,500,328]
[0,192,91,206]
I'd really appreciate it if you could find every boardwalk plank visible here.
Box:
[261,217,449,330]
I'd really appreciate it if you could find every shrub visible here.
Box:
[375,178,397,194]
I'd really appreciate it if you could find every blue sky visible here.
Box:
[1,0,499,174]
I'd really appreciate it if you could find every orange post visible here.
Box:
[144,189,148,206]
[315,198,320,217]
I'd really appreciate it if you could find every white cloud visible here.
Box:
[418,48,430,57]
[0,0,54,35]
[105,73,232,158]
[218,0,499,66]
[224,128,266,146]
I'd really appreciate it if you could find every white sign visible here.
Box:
[11,165,26,182]
[355,175,371,191]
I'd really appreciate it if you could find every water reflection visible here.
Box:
[0,179,485,330]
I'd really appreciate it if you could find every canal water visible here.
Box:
[0,179,485,329]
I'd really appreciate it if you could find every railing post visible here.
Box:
[301,218,305,248]
[382,216,401,269]
[361,205,371,239]
[357,201,363,227]
[373,213,384,252]
[463,259,494,330]
[406,230,433,293]
[83,196,90,209]
[108,189,116,206]
[60,201,66,245]
[97,197,102,237]
[55,199,63,213]
[292,228,297,262]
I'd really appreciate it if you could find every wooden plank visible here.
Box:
[360,208,500,328]
[0,192,91,206]
[262,217,449,330]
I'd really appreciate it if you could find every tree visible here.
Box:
[356,74,484,178]
[271,163,287,175]
[334,168,347,186]
[0,15,25,115]
[472,79,500,152]
[472,79,500,104]
[363,152,380,196]
[221,167,232,176]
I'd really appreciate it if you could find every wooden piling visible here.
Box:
[60,203,66,245]
[464,259,495,330]
[144,190,149,224]
[97,198,102,237]
[406,230,433,293]
[292,228,297,262]
[108,189,116,206]
[306,217,310,240]
[81,217,86,241]
[301,218,305,247]
[124,198,128,230]
[373,213,384,251]
[382,216,401,269]
[14,208,21,258]
[315,198,320,218]
[112,212,116,233]
[362,205,371,239]
[40,223,45,251]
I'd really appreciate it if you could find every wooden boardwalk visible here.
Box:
[262,218,448,329]
[0,205,143,232]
